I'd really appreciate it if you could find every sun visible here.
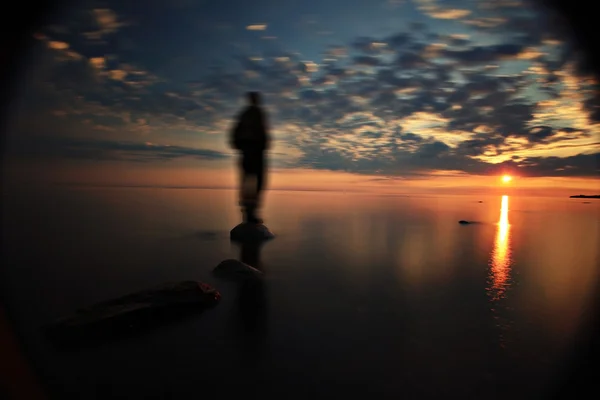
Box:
[501,175,512,183]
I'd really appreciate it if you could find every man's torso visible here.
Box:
[235,106,266,151]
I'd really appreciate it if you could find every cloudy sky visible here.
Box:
[4,0,599,194]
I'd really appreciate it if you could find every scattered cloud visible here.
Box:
[426,9,472,20]
[48,41,69,50]
[108,69,128,80]
[247,24,267,31]
[6,0,599,181]
[83,8,127,39]
[89,57,106,69]
[415,0,472,20]
[8,136,229,163]
[462,17,507,28]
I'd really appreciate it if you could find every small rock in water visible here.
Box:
[459,220,471,224]
[230,222,274,243]
[43,281,221,348]
[213,259,263,282]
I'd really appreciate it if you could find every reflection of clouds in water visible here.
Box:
[489,195,512,301]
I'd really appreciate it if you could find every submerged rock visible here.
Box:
[43,281,220,348]
[213,259,263,282]
[230,223,274,243]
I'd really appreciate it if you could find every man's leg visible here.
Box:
[244,152,263,224]
[239,153,248,206]
[240,152,254,222]
[256,152,265,198]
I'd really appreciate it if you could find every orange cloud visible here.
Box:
[426,9,471,19]
[108,70,128,80]
[48,40,69,50]
[247,24,267,31]
[416,0,471,20]
[89,57,106,69]
[84,8,126,40]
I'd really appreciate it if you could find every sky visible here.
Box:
[3,0,599,195]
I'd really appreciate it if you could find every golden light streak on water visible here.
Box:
[490,195,511,300]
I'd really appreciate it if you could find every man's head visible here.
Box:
[247,91,261,106]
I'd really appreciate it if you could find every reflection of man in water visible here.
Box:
[230,91,270,224]
[236,240,267,364]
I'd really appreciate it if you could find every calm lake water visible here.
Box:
[2,185,599,399]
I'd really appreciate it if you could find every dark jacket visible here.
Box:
[230,105,270,152]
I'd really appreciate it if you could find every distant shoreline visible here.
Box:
[569,195,600,199]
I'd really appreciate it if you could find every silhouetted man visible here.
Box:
[230,91,270,224]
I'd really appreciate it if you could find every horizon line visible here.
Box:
[47,182,599,198]
[51,182,369,193]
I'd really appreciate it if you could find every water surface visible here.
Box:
[2,186,599,399]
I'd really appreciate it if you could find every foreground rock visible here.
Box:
[230,222,274,243]
[213,259,263,282]
[43,281,220,348]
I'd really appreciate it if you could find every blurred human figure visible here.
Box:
[230,91,270,224]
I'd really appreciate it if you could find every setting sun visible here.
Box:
[502,175,512,183]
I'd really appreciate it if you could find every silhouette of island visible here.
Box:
[569,194,600,198]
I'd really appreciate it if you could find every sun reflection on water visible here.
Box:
[489,195,512,300]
